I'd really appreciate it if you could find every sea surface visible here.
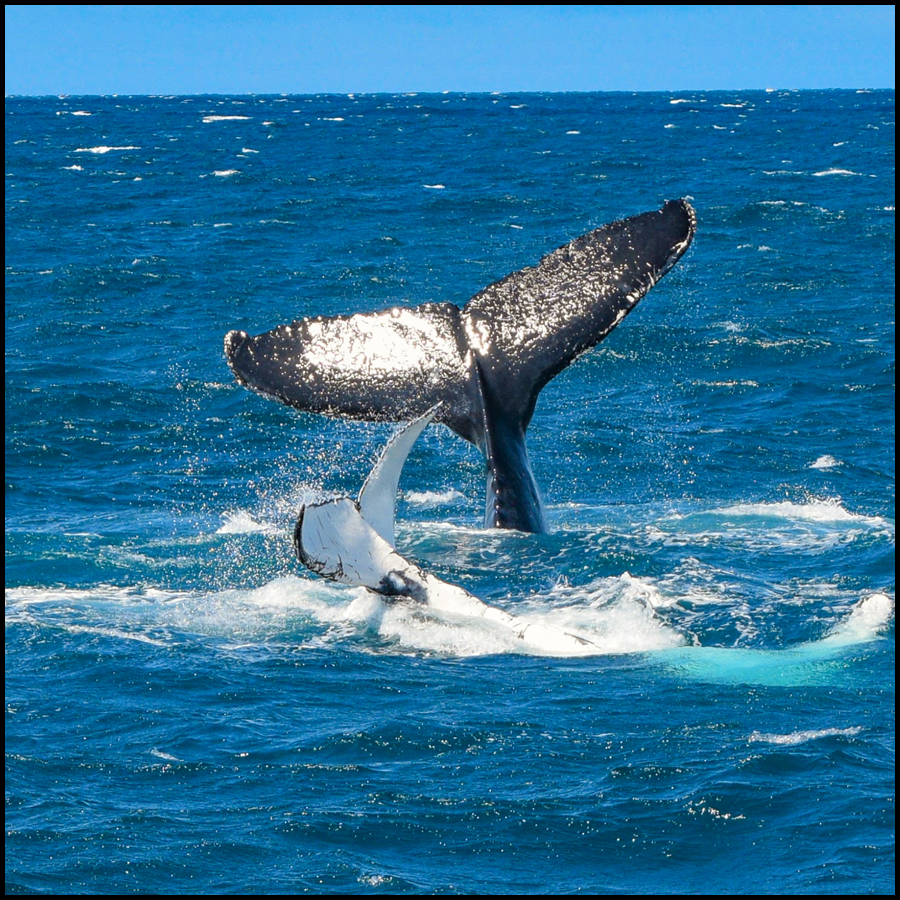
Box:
[5,91,895,894]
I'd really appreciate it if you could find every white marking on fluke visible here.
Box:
[294,408,599,654]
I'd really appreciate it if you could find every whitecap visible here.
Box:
[749,727,862,745]
[566,130,581,134]
[202,115,251,123]
[62,165,84,171]
[819,593,894,647]
[423,184,445,189]
[213,169,239,177]
[812,168,861,176]
[712,499,887,526]
[74,146,139,154]
[810,455,841,470]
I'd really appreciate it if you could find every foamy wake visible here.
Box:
[4,571,684,659]
[6,579,892,663]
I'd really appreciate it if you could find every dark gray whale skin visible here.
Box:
[225,200,696,534]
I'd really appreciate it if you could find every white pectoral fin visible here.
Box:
[357,404,440,546]
[297,497,429,598]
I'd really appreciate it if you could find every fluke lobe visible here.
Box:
[226,200,696,533]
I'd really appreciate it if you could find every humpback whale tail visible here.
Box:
[226,200,696,533]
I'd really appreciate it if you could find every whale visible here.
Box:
[295,407,602,655]
[226,200,696,533]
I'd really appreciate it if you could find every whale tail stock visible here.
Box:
[226,200,696,532]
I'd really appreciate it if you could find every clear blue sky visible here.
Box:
[5,5,895,95]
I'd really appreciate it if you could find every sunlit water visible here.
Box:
[6,91,894,894]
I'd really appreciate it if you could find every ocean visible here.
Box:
[5,91,894,894]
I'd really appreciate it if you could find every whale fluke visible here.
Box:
[227,200,696,533]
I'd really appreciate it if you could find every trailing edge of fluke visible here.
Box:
[226,200,696,533]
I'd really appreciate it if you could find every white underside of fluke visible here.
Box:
[296,408,599,655]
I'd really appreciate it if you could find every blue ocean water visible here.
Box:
[5,91,894,894]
